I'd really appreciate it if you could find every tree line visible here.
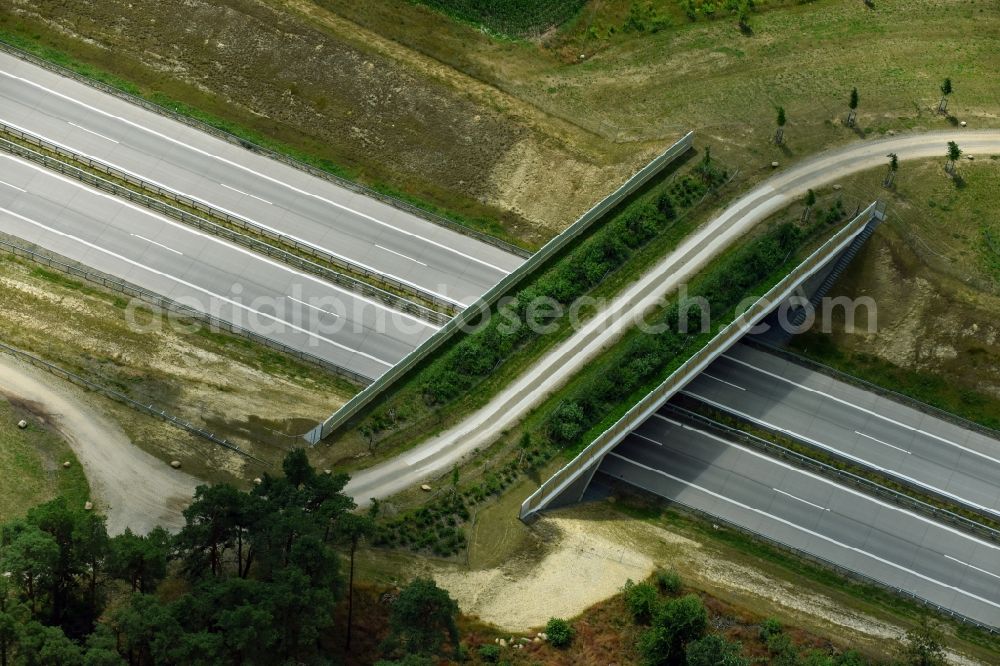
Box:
[0,451,462,665]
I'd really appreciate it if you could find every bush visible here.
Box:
[477,644,501,662]
[759,617,783,641]
[685,634,749,666]
[545,617,574,648]
[639,594,708,666]
[655,568,682,595]
[623,579,660,624]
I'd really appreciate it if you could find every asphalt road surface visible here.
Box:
[682,343,1000,519]
[343,129,1000,503]
[0,153,438,380]
[600,414,1000,628]
[0,51,523,307]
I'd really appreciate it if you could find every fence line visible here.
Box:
[0,38,529,260]
[664,404,1000,542]
[0,234,372,388]
[520,202,881,519]
[306,132,695,443]
[0,126,451,325]
[0,339,264,463]
[598,475,999,634]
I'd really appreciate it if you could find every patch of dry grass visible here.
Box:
[0,394,89,522]
[0,251,355,479]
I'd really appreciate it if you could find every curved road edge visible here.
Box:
[344,129,1000,502]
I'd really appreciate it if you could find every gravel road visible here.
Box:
[0,353,198,534]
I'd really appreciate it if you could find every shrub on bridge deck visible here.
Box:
[418,183,703,407]
[361,165,730,450]
[545,222,804,447]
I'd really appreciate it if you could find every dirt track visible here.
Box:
[0,353,198,534]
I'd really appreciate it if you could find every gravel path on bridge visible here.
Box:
[345,130,1000,503]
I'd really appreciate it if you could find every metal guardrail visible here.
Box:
[601,478,1000,634]
[0,125,452,326]
[744,337,1000,444]
[0,234,372,387]
[520,202,881,519]
[305,131,696,443]
[0,339,264,463]
[691,390,1000,529]
[664,404,1000,542]
[0,38,530,260]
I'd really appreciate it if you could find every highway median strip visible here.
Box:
[0,123,456,324]
[671,394,1000,537]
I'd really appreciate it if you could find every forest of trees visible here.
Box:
[0,449,961,665]
[0,451,459,665]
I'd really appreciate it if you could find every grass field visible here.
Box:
[0,395,89,522]
[413,0,587,36]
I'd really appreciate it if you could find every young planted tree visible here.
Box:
[946,141,962,175]
[901,617,947,666]
[638,594,708,666]
[884,152,899,187]
[847,87,859,127]
[727,0,752,33]
[938,78,953,113]
[774,107,786,145]
[686,635,750,666]
[803,189,817,222]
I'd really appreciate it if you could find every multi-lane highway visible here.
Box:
[600,414,1000,627]
[0,152,437,380]
[0,51,523,307]
[681,343,1000,518]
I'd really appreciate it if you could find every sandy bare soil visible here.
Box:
[434,505,986,665]
[436,514,671,630]
[0,353,198,534]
